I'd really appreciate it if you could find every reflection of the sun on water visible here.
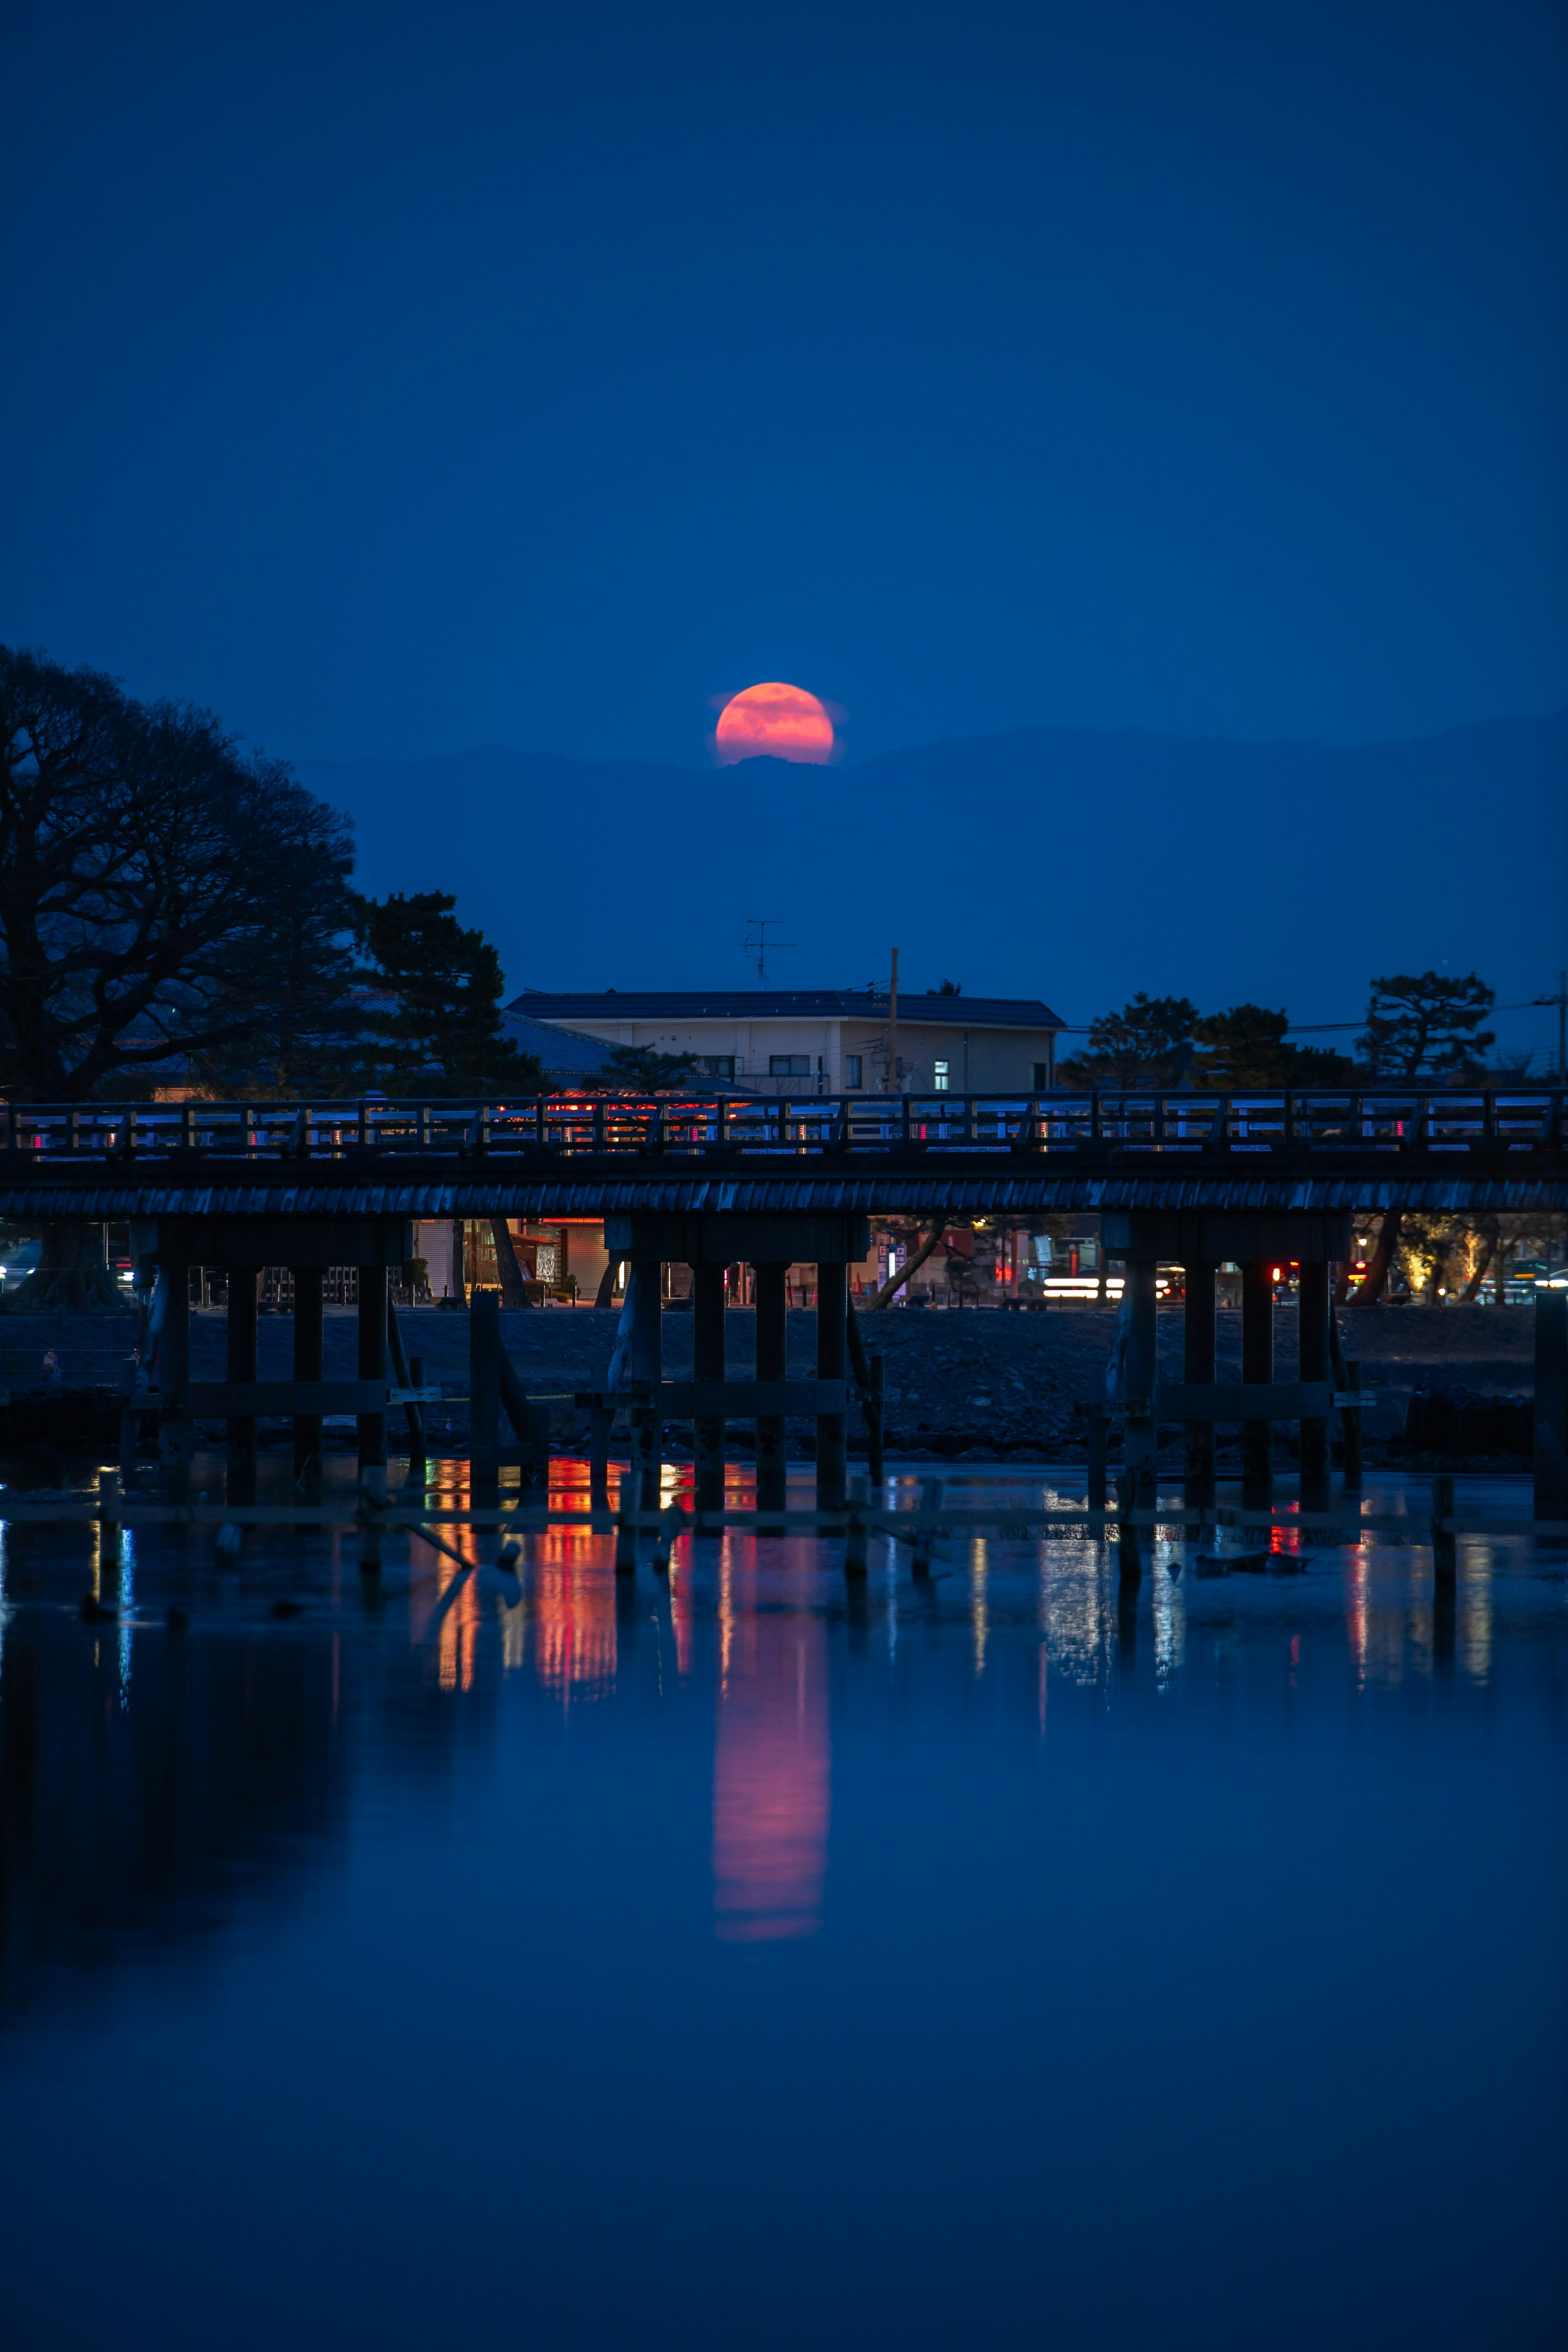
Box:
[713,1548,830,1943]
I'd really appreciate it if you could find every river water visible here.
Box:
[0,1464,1562,2350]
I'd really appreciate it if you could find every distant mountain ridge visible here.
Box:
[298,707,1567,1059]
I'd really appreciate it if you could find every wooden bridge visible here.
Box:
[0,1086,1563,1217]
[4,1089,1563,1526]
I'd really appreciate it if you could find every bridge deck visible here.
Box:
[1,1089,1563,1216]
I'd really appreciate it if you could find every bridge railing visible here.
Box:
[0,1088,1561,1163]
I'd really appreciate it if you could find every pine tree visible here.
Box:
[354,892,543,1096]
[1357,972,1496,1081]
[1193,1004,1352,1087]
[1059,993,1199,1087]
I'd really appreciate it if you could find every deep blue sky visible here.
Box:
[3,0,1566,768]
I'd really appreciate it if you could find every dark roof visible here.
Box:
[501,1010,614,1073]
[507,989,1065,1029]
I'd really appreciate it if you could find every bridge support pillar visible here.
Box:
[359,1264,388,1480]
[1183,1261,1216,1495]
[1298,1260,1331,1498]
[605,1213,868,1520]
[1241,1262,1275,1501]
[816,1258,849,1512]
[226,1266,258,1503]
[626,1257,664,1511]
[468,1285,499,1496]
[1121,1257,1158,1496]
[292,1267,324,1495]
[692,1263,726,1513]
[1103,1212,1348,1504]
[753,1262,788,1514]
[157,1258,193,1490]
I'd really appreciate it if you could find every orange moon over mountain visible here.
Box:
[715,681,834,764]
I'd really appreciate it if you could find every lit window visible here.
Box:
[933,1059,950,1092]
[843,1054,862,1089]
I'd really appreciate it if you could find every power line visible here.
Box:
[1058,997,1559,1035]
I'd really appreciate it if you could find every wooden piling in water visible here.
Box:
[1330,1314,1362,1488]
[845,1298,884,1484]
[1086,1405,1108,1510]
[626,1257,663,1511]
[588,1401,612,1512]
[1241,1261,1274,1500]
[911,1478,942,1577]
[1121,1258,1158,1496]
[844,1477,869,1578]
[753,1261,788,1514]
[816,1260,849,1510]
[1298,1260,1330,1494]
[1431,1472,1457,1587]
[292,1266,324,1494]
[158,1258,192,1492]
[387,1296,425,1463]
[359,1266,388,1478]
[226,1265,258,1503]
[469,1287,501,1488]
[693,1263,726,1513]
[1183,1259,1216,1494]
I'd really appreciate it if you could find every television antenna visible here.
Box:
[744,917,794,984]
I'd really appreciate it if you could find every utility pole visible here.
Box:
[1534,972,1568,1081]
[886,947,900,1094]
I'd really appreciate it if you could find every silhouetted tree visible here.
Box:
[0,648,359,1307]
[602,1043,698,1088]
[1060,993,1199,1087]
[1193,1003,1353,1087]
[1357,971,1496,1081]
[0,646,356,1100]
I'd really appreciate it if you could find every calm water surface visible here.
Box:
[0,1465,1563,2350]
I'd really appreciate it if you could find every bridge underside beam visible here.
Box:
[4,1178,1560,1221]
[130,1216,412,1268]
[603,1212,871,1265]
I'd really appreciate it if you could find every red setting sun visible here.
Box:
[714,680,834,764]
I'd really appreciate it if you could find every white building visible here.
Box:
[505,988,1065,1096]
